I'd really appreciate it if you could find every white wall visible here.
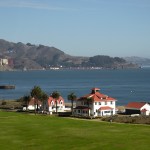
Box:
[28,104,41,110]
[141,103,150,115]
[75,100,116,117]
[141,103,150,111]
[93,101,116,116]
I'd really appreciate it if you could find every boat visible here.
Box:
[0,85,15,89]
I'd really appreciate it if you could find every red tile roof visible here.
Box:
[48,96,64,106]
[126,102,146,109]
[28,98,42,106]
[99,106,113,110]
[78,88,116,102]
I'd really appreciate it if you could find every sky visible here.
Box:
[0,0,150,58]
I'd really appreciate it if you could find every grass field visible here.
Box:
[0,111,150,150]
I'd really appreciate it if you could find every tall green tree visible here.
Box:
[68,92,77,115]
[22,95,30,110]
[51,91,60,114]
[30,86,43,113]
[41,92,48,112]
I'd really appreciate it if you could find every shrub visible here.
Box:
[1,100,7,105]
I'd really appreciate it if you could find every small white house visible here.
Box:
[126,102,150,116]
[27,97,42,110]
[74,88,117,117]
[47,96,65,114]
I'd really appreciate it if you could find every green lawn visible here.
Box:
[0,111,150,150]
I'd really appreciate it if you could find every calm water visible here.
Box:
[0,68,150,105]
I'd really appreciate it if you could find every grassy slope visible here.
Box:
[0,112,150,150]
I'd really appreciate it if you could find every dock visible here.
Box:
[0,85,15,89]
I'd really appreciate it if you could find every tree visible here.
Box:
[22,95,30,110]
[86,97,92,117]
[41,92,48,112]
[30,86,43,113]
[68,92,77,115]
[51,91,60,114]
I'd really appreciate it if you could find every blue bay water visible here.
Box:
[0,68,150,106]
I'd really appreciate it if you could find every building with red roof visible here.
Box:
[47,95,65,114]
[125,102,150,115]
[27,97,42,110]
[25,95,66,113]
[73,88,117,117]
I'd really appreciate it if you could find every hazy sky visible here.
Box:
[0,0,150,58]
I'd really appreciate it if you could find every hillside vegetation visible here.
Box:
[0,39,138,70]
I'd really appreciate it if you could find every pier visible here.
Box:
[0,85,15,89]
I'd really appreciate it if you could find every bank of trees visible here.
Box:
[82,55,126,68]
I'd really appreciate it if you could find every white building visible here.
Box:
[24,97,42,111]
[74,88,117,117]
[47,96,65,114]
[126,102,150,116]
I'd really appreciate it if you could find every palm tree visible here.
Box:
[22,95,30,110]
[51,91,60,114]
[41,92,48,112]
[86,97,92,117]
[30,86,43,114]
[68,92,77,115]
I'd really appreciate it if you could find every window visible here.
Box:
[110,101,113,105]
[104,111,110,113]
[78,110,80,113]
[96,109,98,112]
[99,102,101,105]
[105,102,107,105]
[95,102,97,105]
[84,101,88,105]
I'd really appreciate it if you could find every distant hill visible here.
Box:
[124,57,150,67]
[0,39,139,70]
